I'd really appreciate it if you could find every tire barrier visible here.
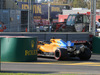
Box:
[0,36,37,62]
[93,36,100,54]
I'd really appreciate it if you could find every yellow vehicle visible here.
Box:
[38,39,91,60]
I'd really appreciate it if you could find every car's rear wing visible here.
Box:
[71,40,87,45]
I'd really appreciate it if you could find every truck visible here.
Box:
[51,13,90,32]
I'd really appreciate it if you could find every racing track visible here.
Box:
[1,54,100,74]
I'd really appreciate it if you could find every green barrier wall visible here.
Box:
[1,36,37,62]
[93,36,100,54]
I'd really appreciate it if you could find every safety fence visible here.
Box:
[0,9,53,32]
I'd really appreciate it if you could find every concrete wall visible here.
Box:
[0,32,90,41]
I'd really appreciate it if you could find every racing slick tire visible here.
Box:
[54,48,68,60]
[78,47,91,60]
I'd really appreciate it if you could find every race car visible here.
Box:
[37,39,92,60]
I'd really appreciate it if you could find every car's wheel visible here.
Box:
[54,48,68,60]
[65,26,76,32]
[56,29,62,32]
[78,47,91,60]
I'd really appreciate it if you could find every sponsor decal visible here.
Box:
[25,50,37,56]
[31,40,34,49]
[25,40,37,56]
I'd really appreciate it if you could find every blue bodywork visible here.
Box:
[57,40,74,48]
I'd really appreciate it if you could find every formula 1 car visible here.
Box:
[37,39,92,60]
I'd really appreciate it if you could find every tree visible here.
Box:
[79,0,100,9]
[71,0,88,8]
[96,0,100,9]
[86,0,91,9]
[53,0,67,4]
[52,0,100,9]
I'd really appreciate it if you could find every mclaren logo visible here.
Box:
[31,40,34,48]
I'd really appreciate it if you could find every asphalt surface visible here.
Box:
[1,54,100,74]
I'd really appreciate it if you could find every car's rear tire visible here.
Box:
[54,48,68,60]
[78,47,91,60]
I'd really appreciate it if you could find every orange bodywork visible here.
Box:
[38,39,61,53]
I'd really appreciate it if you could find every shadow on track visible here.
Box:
[37,54,100,63]
[0,71,58,74]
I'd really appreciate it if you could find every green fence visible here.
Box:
[1,36,37,62]
[93,36,100,54]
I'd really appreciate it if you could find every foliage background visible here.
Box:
[50,0,100,9]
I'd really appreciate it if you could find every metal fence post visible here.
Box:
[90,0,96,36]
[28,0,31,32]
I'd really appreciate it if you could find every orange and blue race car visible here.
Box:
[37,39,92,60]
